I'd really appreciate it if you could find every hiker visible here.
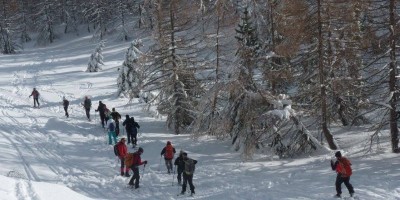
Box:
[131,117,140,147]
[174,150,185,185]
[82,96,92,121]
[126,147,147,189]
[122,115,133,144]
[106,118,117,145]
[110,108,121,136]
[29,88,40,108]
[180,152,197,196]
[104,105,111,123]
[116,138,130,177]
[95,101,106,128]
[331,151,355,198]
[62,96,69,118]
[160,141,176,174]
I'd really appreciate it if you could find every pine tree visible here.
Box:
[86,41,105,72]
[117,39,144,97]
[34,0,58,46]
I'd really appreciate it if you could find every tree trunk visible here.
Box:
[317,0,337,150]
[389,0,399,153]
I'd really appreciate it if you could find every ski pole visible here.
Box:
[158,156,162,172]
[172,165,176,186]
[142,164,146,179]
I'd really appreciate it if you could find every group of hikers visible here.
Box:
[29,88,354,198]
[114,138,197,195]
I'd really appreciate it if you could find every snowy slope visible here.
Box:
[0,33,398,200]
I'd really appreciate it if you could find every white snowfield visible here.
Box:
[0,35,398,200]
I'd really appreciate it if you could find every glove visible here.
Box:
[143,160,148,165]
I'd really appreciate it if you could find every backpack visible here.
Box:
[109,122,115,132]
[184,159,196,175]
[114,144,120,156]
[339,158,352,177]
[125,152,138,168]
[165,145,174,159]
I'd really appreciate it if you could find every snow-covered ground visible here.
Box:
[0,34,399,200]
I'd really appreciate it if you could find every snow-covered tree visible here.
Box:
[117,39,144,97]
[34,0,58,46]
[0,0,17,54]
[86,41,105,72]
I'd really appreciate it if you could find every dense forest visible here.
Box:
[1,0,399,158]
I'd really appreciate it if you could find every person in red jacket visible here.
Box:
[128,147,147,189]
[160,141,176,174]
[331,151,355,198]
[116,138,129,176]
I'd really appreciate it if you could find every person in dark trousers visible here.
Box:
[331,151,355,198]
[95,101,106,128]
[122,115,133,144]
[128,147,147,189]
[174,150,185,185]
[62,96,69,118]
[110,108,121,136]
[161,141,176,174]
[29,88,40,108]
[180,152,197,196]
[131,117,140,147]
[116,138,130,176]
[82,96,92,121]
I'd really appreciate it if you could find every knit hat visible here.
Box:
[167,141,171,145]
[138,147,144,153]
[126,115,129,119]
[335,151,342,158]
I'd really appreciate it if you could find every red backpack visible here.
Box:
[164,145,174,159]
[338,157,352,177]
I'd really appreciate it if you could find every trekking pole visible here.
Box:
[172,165,176,186]
[158,156,162,172]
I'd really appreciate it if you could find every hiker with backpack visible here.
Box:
[115,138,130,177]
[331,151,355,198]
[95,101,106,128]
[62,96,69,118]
[180,152,197,196]
[174,150,185,185]
[106,118,117,145]
[29,88,40,108]
[125,147,148,189]
[110,108,121,136]
[131,117,140,147]
[122,115,133,144]
[160,141,176,174]
[82,96,92,121]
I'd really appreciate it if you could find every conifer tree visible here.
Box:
[86,41,105,72]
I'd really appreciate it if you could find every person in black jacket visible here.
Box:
[131,117,140,147]
[95,101,106,128]
[174,150,185,185]
[122,115,133,144]
[180,152,197,196]
[82,96,91,121]
[110,108,121,136]
[62,96,69,118]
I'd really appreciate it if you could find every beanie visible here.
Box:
[335,151,342,158]
[167,141,171,145]
[138,147,144,153]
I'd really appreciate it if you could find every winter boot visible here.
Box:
[125,173,130,177]
[120,172,124,176]
[334,194,341,198]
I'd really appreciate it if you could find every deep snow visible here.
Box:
[0,33,399,200]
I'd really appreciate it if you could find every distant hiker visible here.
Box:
[106,118,117,145]
[122,115,133,144]
[331,151,355,198]
[126,147,147,189]
[180,152,197,196]
[29,88,40,108]
[110,108,121,136]
[160,141,176,174]
[104,105,111,123]
[82,96,92,121]
[130,117,140,147]
[174,150,185,185]
[95,101,106,128]
[115,138,130,177]
[62,96,69,118]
